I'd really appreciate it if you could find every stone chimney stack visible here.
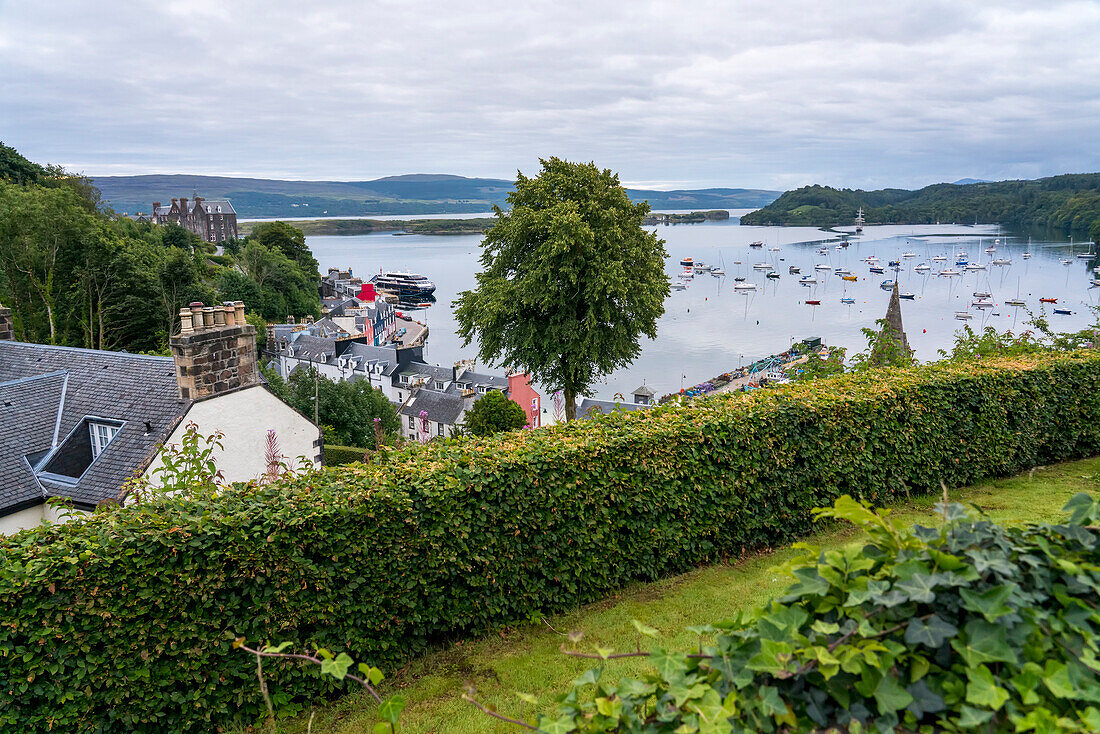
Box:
[0,302,13,341]
[179,197,188,213]
[169,300,258,400]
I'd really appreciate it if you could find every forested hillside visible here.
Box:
[741,173,1100,241]
[91,172,780,218]
[0,143,319,353]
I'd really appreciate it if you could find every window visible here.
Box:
[435,381,444,390]
[437,422,444,436]
[408,415,415,429]
[89,422,120,458]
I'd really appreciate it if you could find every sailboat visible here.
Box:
[711,251,726,276]
[1005,277,1025,306]
[1022,236,1032,259]
[854,207,865,233]
[1078,238,1095,259]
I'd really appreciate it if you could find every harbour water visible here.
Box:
[307,212,1100,400]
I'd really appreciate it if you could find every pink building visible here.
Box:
[507,372,542,428]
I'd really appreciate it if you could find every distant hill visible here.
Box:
[740,173,1100,239]
[91,173,780,218]
[950,178,992,185]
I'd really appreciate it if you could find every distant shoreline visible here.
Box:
[238,217,495,237]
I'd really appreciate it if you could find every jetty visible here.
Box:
[659,338,828,403]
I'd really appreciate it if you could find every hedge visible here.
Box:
[323,444,370,466]
[2,352,1100,732]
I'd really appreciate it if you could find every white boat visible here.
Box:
[914,263,931,272]
[965,263,986,271]
[752,262,774,271]
[940,268,960,276]
[972,300,995,309]
[1005,299,1026,307]
[789,266,801,274]
[710,267,725,276]
[973,291,992,299]
[991,258,1011,266]
[902,252,916,258]
[834,267,853,275]
[678,272,694,280]
[866,255,880,262]
[799,275,817,284]
[371,271,437,296]
[1091,279,1100,288]
[899,292,915,300]
[769,247,781,252]
[1022,252,1032,259]
[671,282,687,291]
[932,255,948,262]
[880,280,896,290]
[693,263,711,272]
[955,311,974,320]
[1061,258,1073,265]
[734,282,758,291]
[841,297,856,304]
[855,207,865,233]
[766,271,780,279]
[814,263,832,270]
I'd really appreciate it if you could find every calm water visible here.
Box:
[308,213,1100,400]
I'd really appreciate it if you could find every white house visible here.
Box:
[0,301,321,536]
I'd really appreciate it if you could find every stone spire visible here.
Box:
[871,282,910,365]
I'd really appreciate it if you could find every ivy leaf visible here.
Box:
[1063,493,1097,525]
[906,679,945,718]
[538,714,578,734]
[965,665,1009,710]
[515,692,538,705]
[572,668,600,687]
[904,615,958,648]
[358,664,384,686]
[378,695,405,724]
[262,641,293,654]
[1042,661,1078,698]
[960,585,1014,622]
[618,678,657,698]
[631,619,659,638]
[758,685,788,716]
[894,573,937,604]
[319,652,354,680]
[650,648,689,681]
[372,724,390,734]
[873,674,914,713]
[953,620,1018,666]
[955,705,994,728]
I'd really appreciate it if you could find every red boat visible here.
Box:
[1040,297,1058,303]
[806,300,821,305]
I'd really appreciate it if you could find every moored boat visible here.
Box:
[752,262,774,270]
[805,299,821,305]
[899,293,915,300]
[955,311,973,320]
[680,257,693,267]
[371,270,437,297]
[880,279,895,290]
[869,266,885,274]
[749,241,764,248]
[940,268,960,276]
[734,282,757,291]
[972,300,994,309]
[973,291,992,299]
[1054,308,1073,315]
[766,271,780,279]
[914,263,931,272]
[842,275,858,282]
[1005,299,1026,307]
[841,297,856,304]
[789,266,801,274]
[1040,297,1058,303]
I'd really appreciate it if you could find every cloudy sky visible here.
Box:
[1,0,1098,190]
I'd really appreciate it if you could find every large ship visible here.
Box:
[370,270,437,297]
[854,207,865,233]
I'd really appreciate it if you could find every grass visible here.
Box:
[271,457,1100,734]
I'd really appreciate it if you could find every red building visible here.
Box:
[507,371,541,427]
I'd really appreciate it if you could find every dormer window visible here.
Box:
[90,421,121,458]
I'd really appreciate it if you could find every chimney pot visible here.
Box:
[202,307,215,328]
[213,306,226,327]
[234,301,246,325]
[179,307,194,334]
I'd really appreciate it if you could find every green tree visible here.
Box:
[463,389,528,436]
[454,158,669,420]
[247,221,319,277]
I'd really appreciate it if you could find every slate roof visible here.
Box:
[0,341,187,513]
[460,370,508,390]
[578,398,649,418]
[287,334,337,361]
[632,385,656,396]
[398,389,465,425]
[0,372,67,513]
[340,343,400,375]
[193,198,236,215]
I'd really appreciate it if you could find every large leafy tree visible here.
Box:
[247,221,320,278]
[454,158,669,420]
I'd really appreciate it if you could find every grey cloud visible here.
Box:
[0,0,1097,189]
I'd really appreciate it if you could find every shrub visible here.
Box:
[464,389,529,436]
[323,444,370,466]
[501,494,1100,732]
[2,352,1100,732]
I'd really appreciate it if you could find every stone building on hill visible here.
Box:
[153,196,238,243]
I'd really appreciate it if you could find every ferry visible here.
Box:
[371,271,437,297]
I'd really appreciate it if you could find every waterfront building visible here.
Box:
[152,196,238,243]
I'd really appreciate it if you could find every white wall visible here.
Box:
[145,385,320,486]
[0,502,87,536]
[0,504,44,535]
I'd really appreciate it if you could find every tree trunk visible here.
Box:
[564,387,577,421]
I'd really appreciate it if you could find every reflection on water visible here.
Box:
[308,220,1100,400]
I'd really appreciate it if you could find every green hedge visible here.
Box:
[2,353,1100,732]
[323,444,369,466]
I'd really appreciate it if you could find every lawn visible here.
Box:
[271,457,1100,734]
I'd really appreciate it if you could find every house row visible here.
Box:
[0,301,320,536]
[270,321,543,439]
